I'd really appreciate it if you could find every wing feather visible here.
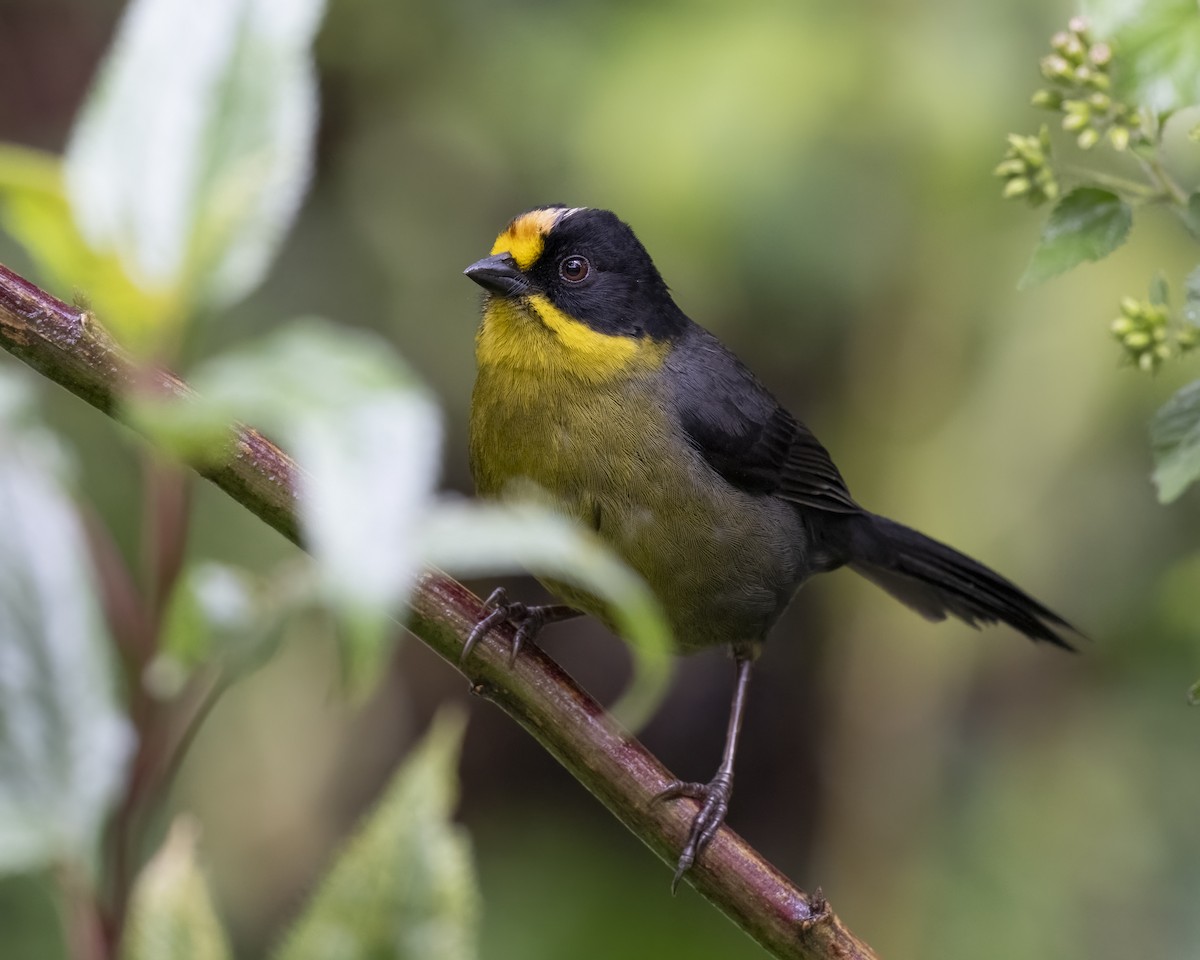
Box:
[667,326,859,514]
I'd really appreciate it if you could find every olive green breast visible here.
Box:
[469,360,809,652]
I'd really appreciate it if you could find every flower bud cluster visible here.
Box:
[1110,297,1199,372]
[1034,17,1143,152]
[994,126,1059,206]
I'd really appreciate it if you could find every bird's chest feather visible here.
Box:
[469,361,807,649]
[470,363,670,518]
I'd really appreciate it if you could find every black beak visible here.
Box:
[463,252,524,297]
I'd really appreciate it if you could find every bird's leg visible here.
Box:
[462,587,582,665]
[655,651,754,891]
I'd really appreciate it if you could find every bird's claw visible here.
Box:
[654,773,734,892]
[461,587,548,666]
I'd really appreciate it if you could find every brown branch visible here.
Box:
[0,260,879,960]
[56,863,108,960]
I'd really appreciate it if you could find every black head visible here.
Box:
[464,206,688,341]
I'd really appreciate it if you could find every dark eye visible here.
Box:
[559,255,590,283]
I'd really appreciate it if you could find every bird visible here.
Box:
[461,204,1074,888]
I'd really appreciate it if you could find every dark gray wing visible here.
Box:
[666,325,860,514]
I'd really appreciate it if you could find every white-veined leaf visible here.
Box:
[273,709,478,960]
[0,370,133,874]
[419,500,673,731]
[65,0,326,322]
[128,318,442,693]
[121,818,232,960]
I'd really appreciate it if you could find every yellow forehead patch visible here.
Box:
[490,207,573,270]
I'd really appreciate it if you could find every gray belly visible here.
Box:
[470,370,811,652]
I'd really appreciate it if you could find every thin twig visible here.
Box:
[0,261,879,960]
[56,863,109,960]
[1060,165,1159,199]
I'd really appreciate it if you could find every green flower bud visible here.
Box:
[1051,31,1072,53]
[1068,16,1091,39]
[1180,329,1198,350]
[1120,296,1142,317]
[1008,134,1044,165]
[1088,42,1112,66]
[1108,125,1131,151]
[1138,352,1156,372]
[1087,71,1111,91]
[1155,343,1172,360]
[1111,317,1135,336]
[1041,55,1073,80]
[1088,92,1112,111]
[1125,331,1151,349]
[1077,127,1101,149]
[1061,102,1090,130]
[993,158,1027,177]
[1063,36,1087,62]
[1031,89,1062,110]
[1003,177,1031,198]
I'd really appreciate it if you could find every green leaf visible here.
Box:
[1183,264,1200,328]
[1160,107,1200,192]
[1149,272,1169,306]
[121,818,232,960]
[127,318,442,694]
[0,369,133,874]
[1084,0,1200,114]
[1150,378,1200,502]
[273,708,478,960]
[418,500,673,731]
[1020,188,1132,289]
[1181,193,1200,243]
[150,561,319,698]
[1188,677,1200,705]
[149,562,260,698]
[64,0,327,322]
[0,144,173,344]
[162,563,257,667]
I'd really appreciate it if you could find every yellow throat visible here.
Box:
[474,209,668,383]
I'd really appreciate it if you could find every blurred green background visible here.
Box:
[2,0,1200,957]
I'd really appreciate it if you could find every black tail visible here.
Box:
[844,513,1076,650]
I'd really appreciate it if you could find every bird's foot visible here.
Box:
[462,588,561,665]
[654,772,734,892]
